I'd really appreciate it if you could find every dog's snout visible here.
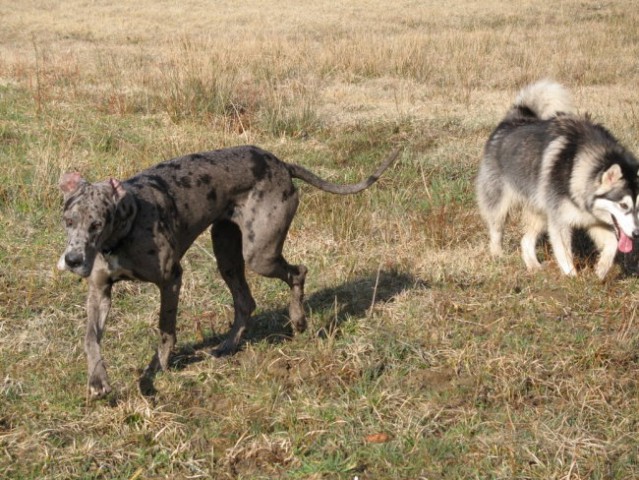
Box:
[65,252,84,269]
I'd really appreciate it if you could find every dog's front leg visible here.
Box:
[139,268,181,395]
[85,279,113,399]
[548,222,577,276]
[152,266,182,373]
[589,226,618,280]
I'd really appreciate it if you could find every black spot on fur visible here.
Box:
[189,153,210,163]
[198,174,212,186]
[207,189,217,202]
[147,249,156,255]
[174,176,192,189]
[145,175,171,194]
[224,203,235,217]
[249,150,272,180]
[156,162,182,170]
[245,220,255,243]
[282,184,296,201]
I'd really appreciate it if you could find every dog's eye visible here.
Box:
[620,202,630,211]
[65,218,74,228]
[89,221,103,232]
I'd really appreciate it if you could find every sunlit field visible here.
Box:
[3,1,639,478]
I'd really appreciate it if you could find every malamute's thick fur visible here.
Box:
[476,80,639,279]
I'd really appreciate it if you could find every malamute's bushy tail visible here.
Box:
[506,80,575,121]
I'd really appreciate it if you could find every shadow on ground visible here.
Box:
[138,269,427,396]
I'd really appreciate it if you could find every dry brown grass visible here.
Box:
[3,0,639,478]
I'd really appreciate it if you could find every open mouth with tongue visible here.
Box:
[612,216,634,253]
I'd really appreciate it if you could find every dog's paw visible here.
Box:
[291,314,307,333]
[88,377,112,399]
[138,373,157,397]
[87,360,112,400]
[289,301,306,333]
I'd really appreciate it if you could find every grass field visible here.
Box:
[3,0,639,478]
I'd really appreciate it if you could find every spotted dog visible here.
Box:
[58,145,399,398]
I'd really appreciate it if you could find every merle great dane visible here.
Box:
[58,145,399,398]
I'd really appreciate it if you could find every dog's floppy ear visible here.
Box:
[601,164,622,188]
[109,178,127,201]
[110,178,138,224]
[59,172,86,195]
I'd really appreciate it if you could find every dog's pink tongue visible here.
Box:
[618,231,634,253]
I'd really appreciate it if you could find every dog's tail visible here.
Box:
[505,80,575,121]
[286,147,400,194]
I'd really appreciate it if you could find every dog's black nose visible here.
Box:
[65,252,84,269]
[633,229,639,239]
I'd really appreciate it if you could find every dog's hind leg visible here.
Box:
[520,209,546,271]
[212,220,257,355]
[241,190,308,334]
[249,254,307,334]
[476,175,510,257]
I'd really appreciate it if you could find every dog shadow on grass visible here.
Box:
[138,269,427,396]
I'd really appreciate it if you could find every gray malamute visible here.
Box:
[476,80,639,279]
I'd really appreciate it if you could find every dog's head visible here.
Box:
[592,163,639,253]
[58,173,135,277]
